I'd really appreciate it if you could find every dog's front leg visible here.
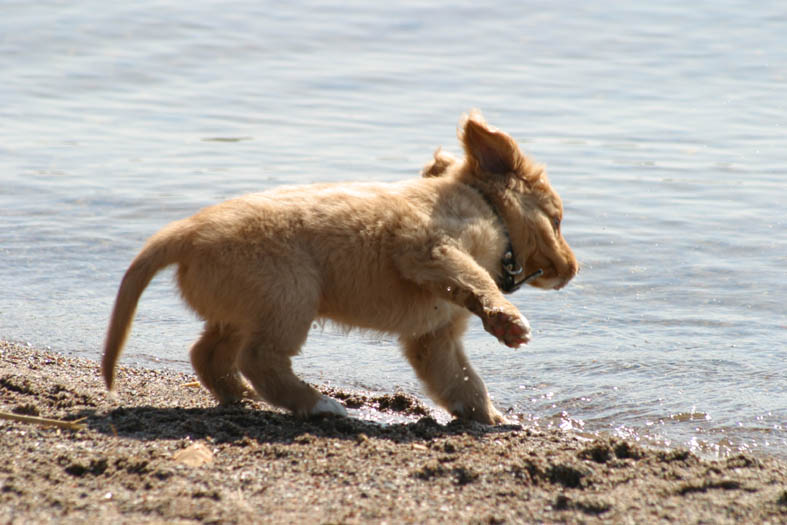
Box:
[401,317,505,425]
[396,243,531,347]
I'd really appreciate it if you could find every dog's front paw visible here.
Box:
[483,308,532,348]
[451,401,509,425]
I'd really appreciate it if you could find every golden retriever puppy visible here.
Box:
[102,111,578,424]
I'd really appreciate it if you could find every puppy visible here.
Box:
[102,111,578,424]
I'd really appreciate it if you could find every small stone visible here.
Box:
[172,443,213,467]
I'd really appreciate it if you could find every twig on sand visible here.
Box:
[0,411,86,431]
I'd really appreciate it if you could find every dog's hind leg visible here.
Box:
[239,336,346,417]
[402,316,505,425]
[190,323,256,404]
[236,292,346,417]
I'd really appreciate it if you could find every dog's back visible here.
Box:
[172,176,505,335]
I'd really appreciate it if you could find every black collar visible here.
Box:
[474,188,542,294]
[500,244,525,293]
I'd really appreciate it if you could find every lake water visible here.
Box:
[1,1,785,459]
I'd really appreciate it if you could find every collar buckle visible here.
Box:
[502,250,523,276]
[499,246,543,294]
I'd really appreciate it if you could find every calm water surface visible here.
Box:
[1,1,785,458]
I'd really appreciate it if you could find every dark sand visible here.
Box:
[1,340,785,524]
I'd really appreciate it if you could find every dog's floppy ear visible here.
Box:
[459,111,524,176]
[421,147,458,178]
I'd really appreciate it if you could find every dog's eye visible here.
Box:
[553,216,561,233]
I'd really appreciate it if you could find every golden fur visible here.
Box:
[102,112,578,424]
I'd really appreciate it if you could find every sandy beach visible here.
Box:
[0,340,785,524]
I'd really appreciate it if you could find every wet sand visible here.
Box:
[1,340,785,524]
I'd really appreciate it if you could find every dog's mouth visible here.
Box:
[520,268,544,285]
[533,268,575,290]
[520,265,572,291]
[498,244,548,294]
[500,265,543,294]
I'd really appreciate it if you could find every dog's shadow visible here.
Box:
[76,401,521,446]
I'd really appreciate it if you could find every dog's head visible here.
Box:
[455,111,578,291]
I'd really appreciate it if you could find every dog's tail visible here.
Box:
[101,220,192,391]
